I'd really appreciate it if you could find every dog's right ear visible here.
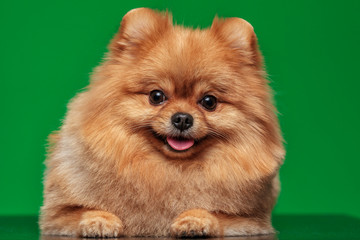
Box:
[109,8,172,57]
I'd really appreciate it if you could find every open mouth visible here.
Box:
[166,136,195,152]
[151,130,196,152]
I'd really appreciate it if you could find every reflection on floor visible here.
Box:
[41,236,275,240]
[0,215,359,240]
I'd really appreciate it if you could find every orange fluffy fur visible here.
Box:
[40,8,285,238]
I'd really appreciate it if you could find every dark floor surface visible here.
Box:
[0,215,359,240]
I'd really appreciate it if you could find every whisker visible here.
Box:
[206,127,229,142]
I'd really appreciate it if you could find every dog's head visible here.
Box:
[81,8,284,162]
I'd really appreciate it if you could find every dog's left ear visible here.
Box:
[211,17,262,68]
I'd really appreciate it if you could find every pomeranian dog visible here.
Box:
[40,8,285,238]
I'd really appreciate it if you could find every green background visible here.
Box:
[1,0,359,218]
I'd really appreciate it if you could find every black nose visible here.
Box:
[171,112,194,131]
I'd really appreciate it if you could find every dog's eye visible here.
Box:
[149,90,166,105]
[200,95,217,111]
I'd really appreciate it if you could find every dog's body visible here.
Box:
[40,8,284,238]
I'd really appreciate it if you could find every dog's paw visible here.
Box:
[171,209,220,237]
[78,210,123,238]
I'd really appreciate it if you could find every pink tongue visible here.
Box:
[166,137,195,151]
